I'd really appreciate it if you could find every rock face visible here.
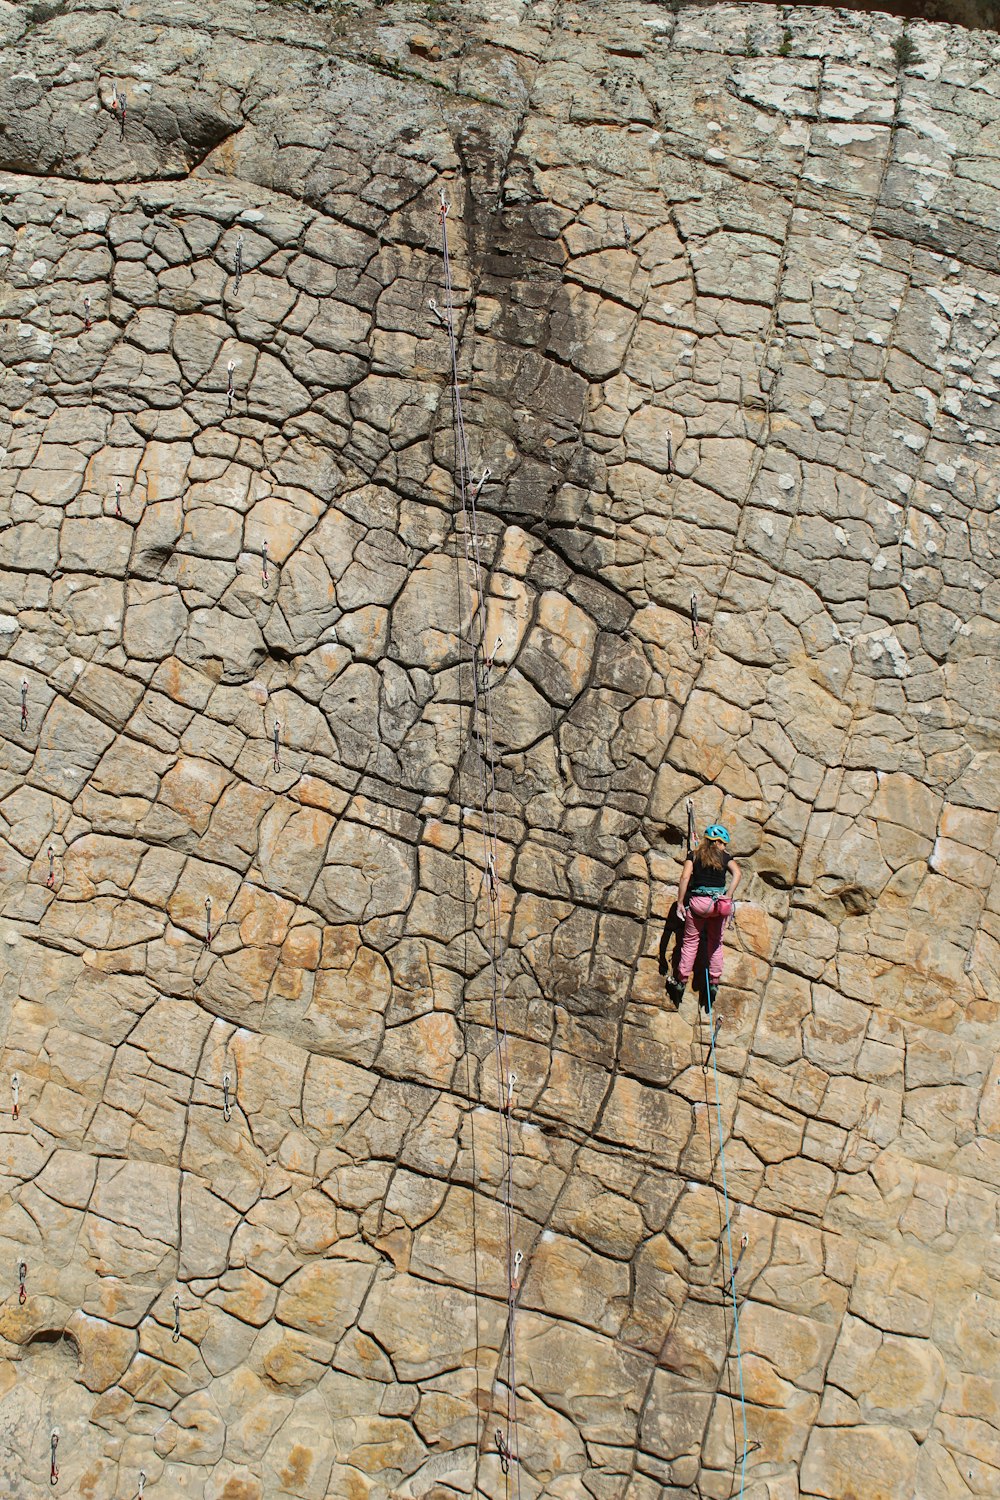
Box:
[1,1,998,1496]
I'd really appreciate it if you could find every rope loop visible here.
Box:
[705,967,750,1496]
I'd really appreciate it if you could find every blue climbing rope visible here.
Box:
[704,965,750,1498]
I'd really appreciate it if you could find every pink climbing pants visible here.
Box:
[678,895,727,984]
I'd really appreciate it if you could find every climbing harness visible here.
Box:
[18,1260,27,1305]
[11,1074,19,1120]
[83,295,91,332]
[272,719,281,774]
[222,1071,233,1123]
[704,964,750,1497]
[50,1430,59,1486]
[204,896,213,946]
[690,590,700,649]
[438,185,522,1496]
[233,234,244,294]
[45,846,55,890]
[20,679,28,732]
[261,540,269,589]
[171,1294,181,1344]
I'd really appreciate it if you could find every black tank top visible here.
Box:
[690,851,727,896]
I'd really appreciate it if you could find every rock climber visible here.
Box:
[666,824,740,1006]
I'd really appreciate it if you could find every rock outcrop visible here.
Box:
[1,2,998,1497]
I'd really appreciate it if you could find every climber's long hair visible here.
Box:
[697,837,729,872]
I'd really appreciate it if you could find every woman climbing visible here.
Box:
[666,824,740,1006]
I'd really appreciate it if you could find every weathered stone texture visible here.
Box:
[1,1,999,1496]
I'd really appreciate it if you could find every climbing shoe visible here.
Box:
[666,976,686,1004]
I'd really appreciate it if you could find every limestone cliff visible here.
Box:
[1,2,998,1497]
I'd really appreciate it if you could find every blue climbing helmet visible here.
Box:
[703,824,730,843]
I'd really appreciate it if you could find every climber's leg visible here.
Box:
[678,897,713,980]
[704,907,727,984]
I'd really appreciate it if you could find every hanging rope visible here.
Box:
[438,187,521,1498]
[704,966,750,1497]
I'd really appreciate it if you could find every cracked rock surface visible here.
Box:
[1,1,998,1496]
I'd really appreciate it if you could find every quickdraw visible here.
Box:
[703,1017,720,1072]
[222,1071,233,1123]
[115,480,122,519]
[272,719,281,774]
[261,540,269,589]
[510,1248,523,1292]
[726,1232,750,1295]
[506,1071,517,1113]
[480,634,503,689]
[204,896,213,946]
[172,1294,181,1344]
[495,1428,511,1475]
[20,679,28,732]
[118,88,127,141]
[11,1074,19,1121]
[685,797,697,857]
[50,1429,59,1486]
[83,295,92,332]
[226,360,236,415]
[690,590,700,649]
[18,1260,27,1305]
[233,234,244,294]
[45,846,55,890]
